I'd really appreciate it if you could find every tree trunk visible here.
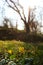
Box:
[24,22,30,33]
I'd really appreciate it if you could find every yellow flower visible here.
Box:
[7,50,12,54]
[18,47,24,53]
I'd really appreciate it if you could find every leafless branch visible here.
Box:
[17,3,26,20]
[6,0,26,22]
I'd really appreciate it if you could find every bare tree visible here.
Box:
[3,18,9,28]
[5,0,37,33]
[3,18,13,28]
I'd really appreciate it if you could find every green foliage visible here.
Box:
[10,55,16,60]
[0,41,43,65]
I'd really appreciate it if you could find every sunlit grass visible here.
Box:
[0,40,43,65]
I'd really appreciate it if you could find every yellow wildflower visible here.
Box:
[18,47,24,53]
[7,50,12,54]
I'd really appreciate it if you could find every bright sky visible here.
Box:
[0,0,43,32]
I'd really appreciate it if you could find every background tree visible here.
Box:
[3,18,13,29]
[6,0,40,33]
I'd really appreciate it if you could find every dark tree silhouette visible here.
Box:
[6,0,38,33]
[3,18,9,28]
[3,18,13,28]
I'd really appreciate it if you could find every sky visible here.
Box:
[0,0,43,32]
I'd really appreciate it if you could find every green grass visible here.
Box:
[0,40,43,65]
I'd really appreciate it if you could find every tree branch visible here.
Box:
[6,0,26,22]
[17,3,26,20]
